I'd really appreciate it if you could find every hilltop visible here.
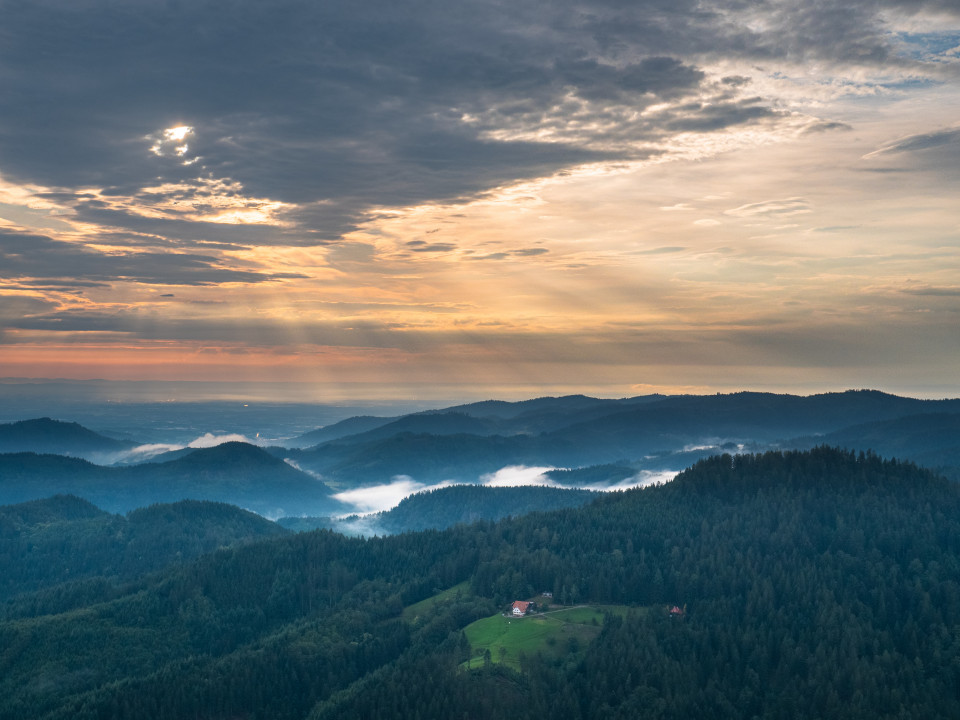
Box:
[0,417,134,458]
[0,495,287,604]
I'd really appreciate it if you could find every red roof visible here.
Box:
[512,601,531,613]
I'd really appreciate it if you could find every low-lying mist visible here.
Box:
[92,432,259,465]
[326,465,679,522]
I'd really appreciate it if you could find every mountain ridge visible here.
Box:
[0,443,344,516]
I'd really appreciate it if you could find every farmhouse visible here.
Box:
[511,601,531,616]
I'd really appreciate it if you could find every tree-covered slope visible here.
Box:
[383,484,599,533]
[319,448,960,720]
[0,496,287,603]
[2,447,960,719]
[0,493,108,528]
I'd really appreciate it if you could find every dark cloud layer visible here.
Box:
[4,0,941,246]
[1,0,957,380]
[0,229,304,286]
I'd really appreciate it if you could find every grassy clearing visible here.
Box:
[401,581,472,623]
[462,605,629,671]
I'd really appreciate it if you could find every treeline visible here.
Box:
[3,448,960,718]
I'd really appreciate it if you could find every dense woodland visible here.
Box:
[2,447,960,718]
[0,497,286,603]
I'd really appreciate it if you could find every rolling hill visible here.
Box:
[279,391,960,486]
[0,495,287,603]
[0,442,345,517]
[789,412,960,479]
[0,417,134,458]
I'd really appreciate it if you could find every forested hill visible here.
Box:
[3,447,960,719]
[376,484,598,533]
[0,496,287,604]
[0,417,133,457]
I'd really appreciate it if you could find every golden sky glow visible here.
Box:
[1,2,959,401]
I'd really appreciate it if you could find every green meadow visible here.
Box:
[462,605,631,671]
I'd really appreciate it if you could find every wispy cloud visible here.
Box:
[584,470,678,491]
[863,125,960,158]
[328,465,682,519]
[333,477,453,514]
[724,198,812,218]
[0,229,304,286]
[93,432,258,465]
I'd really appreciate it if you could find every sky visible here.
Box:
[1,0,959,402]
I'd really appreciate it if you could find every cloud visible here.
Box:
[94,432,257,465]
[0,229,305,287]
[333,476,453,514]
[583,469,678,491]
[864,126,960,158]
[325,463,685,523]
[69,205,298,248]
[0,0,957,396]
[2,0,902,250]
[802,121,853,134]
[0,294,59,319]
[638,246,687,254]
[480,466,557,487]
[724,198,812,218]
[187,432,254,448]
[327,465,682,522]
[901,285,960,297]
[467,247,549,261]
[406,241,458,253]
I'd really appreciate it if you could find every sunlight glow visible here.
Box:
[164,126,192,142]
